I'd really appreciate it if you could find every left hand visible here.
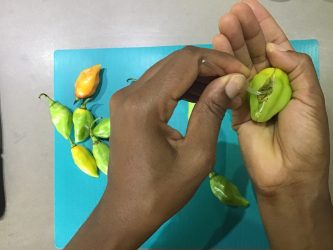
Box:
[212,3,333,249]
[212,0,330,195]
[65,46,250,250]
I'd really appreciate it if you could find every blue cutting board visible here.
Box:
[54,40,319,249]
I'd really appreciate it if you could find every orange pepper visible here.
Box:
[74,64,102,102]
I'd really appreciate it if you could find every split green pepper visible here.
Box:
[249,68,292,122]
[209,172,249,207]
[69,138,98,178]
[73,98,94,143]
[92,118,111,139]
[90,119,109,175]
[39,93,73,140]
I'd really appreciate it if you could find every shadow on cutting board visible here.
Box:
[147,142,251,249]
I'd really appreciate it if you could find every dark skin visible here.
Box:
[65,1,333,250]
[66,46,250,250]
[213,1,333,249]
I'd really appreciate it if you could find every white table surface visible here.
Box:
[1,0,333,249]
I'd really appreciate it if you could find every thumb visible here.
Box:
[266,42,324,107]
[185,74,247,151]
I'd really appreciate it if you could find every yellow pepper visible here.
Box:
[69,138,98,178]
[74,64,102,103]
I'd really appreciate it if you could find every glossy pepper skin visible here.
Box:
[209,172,249,207]
[74,64,102,103]
[73,99,94,143]
[69,139,98,178]
[91,135,109,175]
[90,119,109,175]
[92,118,111,139]
[39,93,73,140]
[249,68,292,122]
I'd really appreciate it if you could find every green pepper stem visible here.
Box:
[91,135,99,144]
[38,93,55,107]
[90,119,101,144]
[68,137,76,148]
[90,117,102,137]
[209,171,217,179]
[126,78,137,84]
[80,98,93,109]
[73,97,81,105]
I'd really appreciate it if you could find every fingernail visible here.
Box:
[225,74,246,99]
[267,43,289,52]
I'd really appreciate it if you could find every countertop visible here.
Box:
[1,0,333,249]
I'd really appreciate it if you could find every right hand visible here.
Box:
[213,0,330,196]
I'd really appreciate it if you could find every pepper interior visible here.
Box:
[257,70,276,102]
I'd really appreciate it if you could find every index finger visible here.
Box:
[142,46,250,122]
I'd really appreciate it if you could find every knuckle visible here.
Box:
[109,89,126,111]
[110,86,142,113]
[180,45,198,56]
[201,92,227,119]
[122,95,141,113]
[298,53,313,69]
[183,45,197,52]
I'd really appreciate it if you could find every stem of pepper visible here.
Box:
[68,137,76,148]
[38,93,55,107]
[90,117,102,143]
[80,98,93,109]
[127,78,137,84]
[209,171,217,179]
[73,97,81,105]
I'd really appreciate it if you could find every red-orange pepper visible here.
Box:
[74,64,102,103]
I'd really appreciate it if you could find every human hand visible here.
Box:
[65,46,250,250]
[213,1,333,249]
[213,0,330,196]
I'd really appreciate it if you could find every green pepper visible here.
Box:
[92,118,111,139]
[209,172,249,207]
[73,98,94,143]
[249,68,292,122]
[39,93,73,140]
[69,138,98,178]
[90,118,109,175]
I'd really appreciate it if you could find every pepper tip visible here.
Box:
[242,199,250,207]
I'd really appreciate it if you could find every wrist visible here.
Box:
[96,187,164,249]
[65,186,165,250]
[256,180,333,250]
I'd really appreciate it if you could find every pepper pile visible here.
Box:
[40,64,111,178]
